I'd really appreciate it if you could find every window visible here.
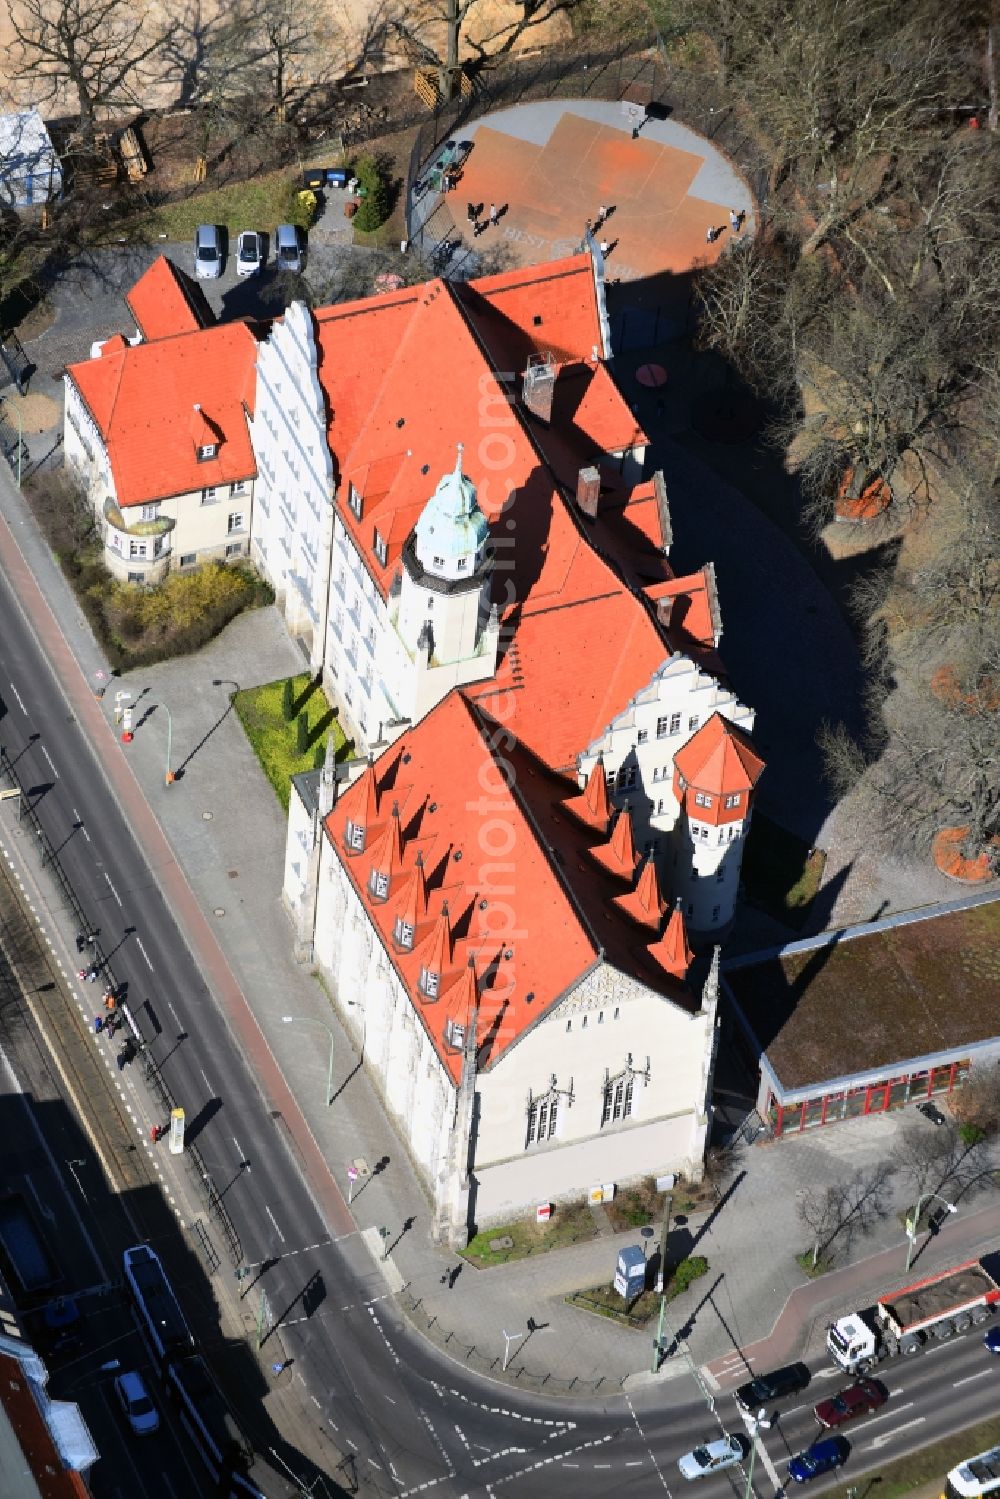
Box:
[127,571,143,583]
[225,542,243,557]
[652,766,660,782]
[433,554,445,567]
[716,867,725,882]
[373,531,388,566]
[419,967,440,999]
[349,484,362,518]
[369,869,389,900]
[444,1016,463,1048]
[565,1020,572,1033]
[180,552,196,567]
[197,443,217,461]
[617,765,636,789]
[598,1011,604,1024]
[601,1076,634,1128]
[345,820,365,852]
[140,503,159,521]
[695,791,713,807]
[656,716,670,739]
[670,712,681,733]
[228,512,245,534]
[394,917,414,950]
[613,1007,619,1020]
[526,1095,558,1146]
[637,728,648,745]
[128,540,146,559]
[230,480,246,496]
[712,906,721,922]
[725,793,742,808]
[657,799,665,814]
[201,487,217,502]
[457,557,468,571]
[688,715,699,731]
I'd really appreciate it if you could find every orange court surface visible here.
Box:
[437,103,754,280]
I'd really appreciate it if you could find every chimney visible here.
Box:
[576,466,601,519]
[522,352,556,425]
[655,594,676,629]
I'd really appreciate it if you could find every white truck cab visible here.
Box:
[828,1314,877,1373]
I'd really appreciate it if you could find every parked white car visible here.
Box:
[194,223,223,279]
[236,230,264,276]
[677,1435,745,1480]
[114,1370,160,1435]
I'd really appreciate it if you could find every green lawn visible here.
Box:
[741,812,826,929]
[233,674,350,811]
[827,1413,1000,1499]
[135,170,311,243]
[463,1202,600,1266]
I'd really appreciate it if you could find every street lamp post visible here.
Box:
[159,703,174,785]
[281,1014,334,1106]
[905,1190,958,1273]
[743,1411,768,1499]
[502,1327,527,1371]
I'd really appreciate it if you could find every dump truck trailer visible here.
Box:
[827,1258,1000,1373]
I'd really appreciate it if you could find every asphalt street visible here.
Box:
[0,518,997,1497]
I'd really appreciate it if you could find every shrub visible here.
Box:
[353,155,390,233]
[669,1254,709,1296]
[296,711,310,755]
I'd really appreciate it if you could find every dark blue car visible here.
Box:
[985,1326,1000,1354]
[788,1437,848,1483]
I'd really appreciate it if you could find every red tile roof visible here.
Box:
[126,255,213,340]
[647,900,694,981]
[673,712,766,824]
[68,322,260,507]
[614,855,667,930]
[325,693,697,1081]
[646,566,718,655]
[564,756,612,834]
[454,254,607,368]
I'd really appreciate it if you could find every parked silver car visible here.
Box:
[194,223,223,279]
[275,222,305,273]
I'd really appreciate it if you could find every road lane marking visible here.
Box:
[953,1371,992,1387]
[10,683,26,714]
[264,1204,286,1242]
[41,746,58,777]
[233,1135,245,1161]
[135,937,154,971]
[868,1416,926,1450]
[71,807,91,842]
[104,873,122,905]
[200,1068,212,1093]
[167,1001,182,1028]
[860,1401,913,1427]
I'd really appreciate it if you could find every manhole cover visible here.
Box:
[202,811,214,821]
[213,907,225,917]
[228,869,239,879]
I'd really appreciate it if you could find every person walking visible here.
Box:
[467,202,476,224]
[706,225,717,244]
[489,202,498,227]
[729,208,741,232]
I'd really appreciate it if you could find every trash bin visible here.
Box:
[326,168,349,189]
[303,169,326,190]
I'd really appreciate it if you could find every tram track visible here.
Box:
[0,843,159,1222]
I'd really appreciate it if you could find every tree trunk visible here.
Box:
[441,0,460,103]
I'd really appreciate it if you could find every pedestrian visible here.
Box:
[489,202,498,227]
[596,204,608,228]
[706,225,717,244]
[76,932,87,953]
[729,208,741,232]
[93,1015,104,1036]
[104,991,116,1011]
[599,239,610,256]
[467,202,476,224]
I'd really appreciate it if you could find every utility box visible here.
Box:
[535,1203,551,1224]
[614,1245,646,1301]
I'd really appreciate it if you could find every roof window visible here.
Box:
[444,1016,465,1050]
[419,966,440,1000]
[373,530,388,566]
[197,443,218,462]
[344,819,365,853]
[394,916,414,951]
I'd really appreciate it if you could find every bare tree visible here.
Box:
[390,0,581,101]
[6,0,171,150]
[797,1164,895,1267]
[950,1069,1000,1144]
[893,1117,992,1204]
[693,232,801,400]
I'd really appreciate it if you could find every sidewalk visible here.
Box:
[0,460,997,1403]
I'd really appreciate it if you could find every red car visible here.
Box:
[813,1379,887,1428]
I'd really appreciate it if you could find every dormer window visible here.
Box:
[725,792,742,808]
[394,917,414,951]
[369,869,389,901]
[349,484,362,519]
[444,1016,464,1049]
[197,443,218,462]
[419,966,440,999]
[345,819,365,853]
[373,530,388,566]
[694,791,713,808]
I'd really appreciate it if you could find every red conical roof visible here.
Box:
[590,804,640,882]
[613,855,667,930]
[564,756,612,834]
[367,800,404,894]
[647,899,694,980]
